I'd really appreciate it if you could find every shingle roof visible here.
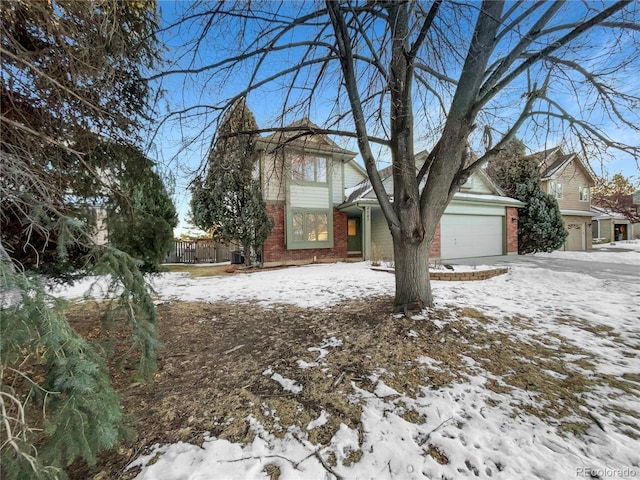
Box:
[344,150,504,203]
[525,146,595,184]
[257,118,356,156]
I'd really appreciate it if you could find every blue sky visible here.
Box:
[149,1,639,235]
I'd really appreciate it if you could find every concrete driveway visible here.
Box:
[446,248,640,284]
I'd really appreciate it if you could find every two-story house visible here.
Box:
[255,119,365,266]
[254,119,522,266]
[526,147,595,251]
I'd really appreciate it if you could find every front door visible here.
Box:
[347,217,362,253]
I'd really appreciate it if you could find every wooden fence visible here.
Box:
[166,239,231,264]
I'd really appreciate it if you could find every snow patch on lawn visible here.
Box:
[306,410,329,431]
[263,367,303,394]
[130,377,639,480]
[50,252,640,480]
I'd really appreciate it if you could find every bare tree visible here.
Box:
[592,173,640,222]
[157,0,640,309]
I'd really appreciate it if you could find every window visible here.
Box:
[306,212,328,241]
[289,209,332,248]
[549,182,563,199]
[292,212,304,241]
[292,212,327,242]
[348,219,357,236]
[579,185,589,202]
[290,154,327,183]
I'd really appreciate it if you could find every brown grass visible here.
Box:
[163,264,231,277]
[63,297,635,479]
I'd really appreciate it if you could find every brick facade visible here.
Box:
[506,207,519,254]
[262,205,519,265]
[262,204,349,266]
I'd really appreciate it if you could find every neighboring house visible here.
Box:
[254,119,522,266]
[590,206,635,242]
[92,205,109,245]
[591,188,640,241]
[526,147,595,251]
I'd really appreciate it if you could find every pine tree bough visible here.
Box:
[1,1,165,478]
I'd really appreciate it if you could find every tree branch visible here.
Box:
[531,101,640,157]
[480,1,564,99]
[326,0,400,233]
[408,1,442,61]
[478,1,632,107]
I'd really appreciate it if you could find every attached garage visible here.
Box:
[441,214,504,259]
[565,223,586,251]
[561,214,592,251]
[339,167,523,262]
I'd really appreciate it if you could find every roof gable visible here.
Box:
[460,169,505,195]
[256,118,357,158]
[345,151,504,203]
[527,146,595,185]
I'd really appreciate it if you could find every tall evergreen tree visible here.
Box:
[487,139,567,254]
[104,144,178,273]
[1,1,163,478]
[517,187,569,254]
[191,99,273,265]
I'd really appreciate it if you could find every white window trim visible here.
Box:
[550,181,563,199]
[579,185,589,202]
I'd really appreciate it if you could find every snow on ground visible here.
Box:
[52,250,640,479]
[52,262,397,308]
[593,239,640,251]
[535,239,640,264]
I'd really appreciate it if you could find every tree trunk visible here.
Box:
[243,241,252,266]
[392,235,432,311]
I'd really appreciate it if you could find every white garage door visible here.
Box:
[441,215,504,259]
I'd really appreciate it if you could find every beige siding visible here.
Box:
[370,208,394,261]
[261,152,286,203]
[290,184,330,209]
[546,161,592,212]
